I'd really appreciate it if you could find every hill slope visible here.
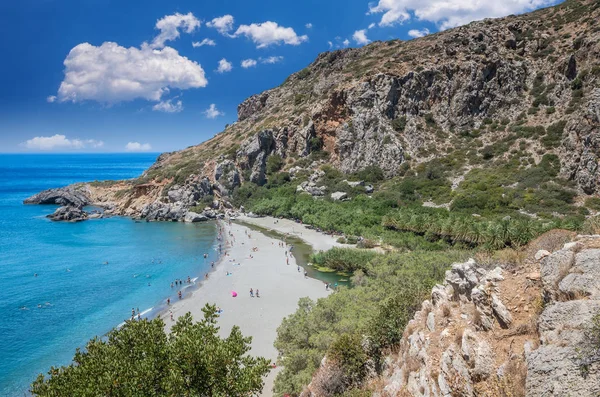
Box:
[29,0,600,225]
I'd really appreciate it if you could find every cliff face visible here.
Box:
[363,232,600,397]
[27,0,600,221]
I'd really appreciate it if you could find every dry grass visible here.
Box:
[483,356,527,397]
[454,328,464,348]
[441,303,452,318]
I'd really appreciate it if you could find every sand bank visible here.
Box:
[163,219,335,396]
[237,215,342,252]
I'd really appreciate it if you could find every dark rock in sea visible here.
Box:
[24,187,91,208]
[46,206,89,222]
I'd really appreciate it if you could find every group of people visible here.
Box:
[171,276,192,288]
[249,288,260,298]
[131,307,142,321]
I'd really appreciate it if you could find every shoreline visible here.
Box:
[161,217,338,396]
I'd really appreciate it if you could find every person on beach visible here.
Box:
[211,261,215,268]
[178,291,182,299]
[297,266,300,272]
[205,273,209,280]
[325,283,329,291]
[137,313,141,321]
[304,271,308,278]
[286,257,289,265]
[256,289,260,298]
[250,288,254,297]
[170,311,174,321]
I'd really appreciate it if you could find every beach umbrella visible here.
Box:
[231,291,238,297]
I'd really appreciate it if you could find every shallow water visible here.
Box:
[0,154,219,396]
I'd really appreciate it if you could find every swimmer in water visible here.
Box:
[34,273,38,277]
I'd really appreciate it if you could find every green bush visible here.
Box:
[585,197,600,212]
[267,154,284,174]
[310,248,380,273]
[392,116,407,132]
[31,306,270,397]
[273,250,469,396]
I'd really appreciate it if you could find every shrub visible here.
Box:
[392,116,407,132]
[266,154,284,174]
[31,307,270,397]
[585,197,600,212]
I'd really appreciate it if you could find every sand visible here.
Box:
[237,215,342,252]
[163,217,338,396]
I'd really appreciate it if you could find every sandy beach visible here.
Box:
[163,217,338,396]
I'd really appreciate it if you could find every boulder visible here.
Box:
[46,206,89,222]
[141,202,186,222]
[558,249,600,299]
[540,250,575,299]
[184,211,208,223]
[535,249,551,261]
[330,192,348,201]
[24,186,91,208]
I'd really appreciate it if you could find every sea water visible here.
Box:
[0,154,219,396]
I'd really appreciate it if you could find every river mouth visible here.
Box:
[235,220,351,287]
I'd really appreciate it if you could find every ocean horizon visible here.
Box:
[0,154,220,396]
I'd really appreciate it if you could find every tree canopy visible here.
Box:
[31,305,270,397]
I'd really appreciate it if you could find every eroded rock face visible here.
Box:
[526,240,600,397]
[46,206,89,222]
[166,175,212,208]
[141,202,186,222]
[24,186,91,208]
[237,130,276,185]
[214,160,241,195]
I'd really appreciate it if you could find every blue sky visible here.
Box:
[0,0,560,153]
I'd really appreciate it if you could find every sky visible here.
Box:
[0,0,561,153]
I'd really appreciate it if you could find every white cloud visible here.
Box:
[152,12,200,49]
[368,23,376,29]
[261,56,283,64]
[305,23,313,29]
[217,58,233,73]
[343,39,350,47]
[23,134,104,151]
[192,38,216,47]
[152,99,183,113]
[241,59,257,68]
[125,142,152,152]
[234,21,308,48]
[46,95,57,103]
[206,15,235,35]
[328,41,333,48]
[352,29,371,45]
[368,0,557,30]
[203,103,224,119]
[408,28,430,38]
[55,42,207,104]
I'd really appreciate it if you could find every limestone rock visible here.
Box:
[330,192,348,201]
[46,206,89,222]
[540,249,575,299]
[535,249,551,261]
[184,211,208,223]
[24,186,91,208]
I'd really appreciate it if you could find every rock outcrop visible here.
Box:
[46,206,89,222]
[526,240,600,396]
[24,186,91,208]
[368,234,600,397]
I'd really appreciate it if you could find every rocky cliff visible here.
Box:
[26,0,600,222]
[295,230,600,396]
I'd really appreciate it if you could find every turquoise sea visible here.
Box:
[0,154,219,396]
